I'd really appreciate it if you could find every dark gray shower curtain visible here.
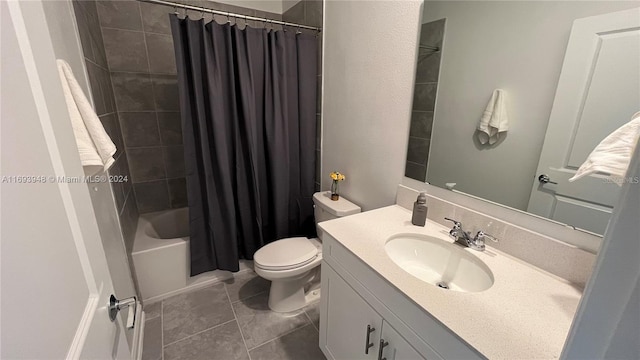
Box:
[170,16,318,276]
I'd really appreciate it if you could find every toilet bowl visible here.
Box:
[254,192,361,312]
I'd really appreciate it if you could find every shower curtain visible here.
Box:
[170,16,318,276]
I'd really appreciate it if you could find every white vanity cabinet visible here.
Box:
[322,264,424,360]
[319,233,485,360]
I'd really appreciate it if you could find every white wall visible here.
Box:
[423,1,640,210]
[322,0,423,211]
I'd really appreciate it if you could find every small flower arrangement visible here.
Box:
[329,171,346,201]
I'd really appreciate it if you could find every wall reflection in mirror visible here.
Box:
[405,1,640,235]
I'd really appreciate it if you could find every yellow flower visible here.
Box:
[330,171,346,181]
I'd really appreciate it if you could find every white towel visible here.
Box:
[569,112,640,185]
[477,89,509,145]
[57,59,116,175]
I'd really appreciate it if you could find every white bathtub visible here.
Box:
[131,208,251,302]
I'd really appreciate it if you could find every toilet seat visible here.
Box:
[254,237,319,271]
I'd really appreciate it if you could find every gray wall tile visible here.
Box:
[151,75,180,111]
[412,83,437,112]
[73,1,96,63]
[99,113,124,157]
[111,72,155,111]
[120,112,162,147]
[97,0,143,31]
[405,161,426,182]
[134,180,170,212]
[168,178,187,208]
[128,147,166,181]
[146,33,177,74]
[158,112,183,145]
[85,61,106,114]
[163,146,185,178]
[140,2,173,34]
[415,51,441,84]
[409,111,433,139]
[407,137,430,165]
[102,28,150,72]
[420,18,445,49]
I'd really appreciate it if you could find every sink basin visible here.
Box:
[385,234,494,292]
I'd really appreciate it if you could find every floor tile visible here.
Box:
[164,320,249,360]
[224,271,271,302]
[249,324,325,360]
[304,301,320,330]
[233,292,310,349]
[141,317,162,360]
[144,301,161,320]
[163,283,235,344]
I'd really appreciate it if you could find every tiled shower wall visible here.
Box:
[405,19,445,182]
[94,0,312,213]
[283,0,323,191]
[72,0,139,249]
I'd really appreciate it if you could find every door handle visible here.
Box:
[108,294,137,329]
[365,325,375,354]
[538,174,558,185]
[378,339,389,360]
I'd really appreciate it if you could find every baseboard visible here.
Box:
[131,303,145,360]
[142,267,253,304]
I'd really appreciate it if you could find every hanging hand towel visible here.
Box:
[569,112,640,185]
[477,89,509,145]
[57,59,116,175]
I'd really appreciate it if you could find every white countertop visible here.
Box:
[319,205,583,360]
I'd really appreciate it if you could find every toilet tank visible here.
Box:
[312,191,361,227]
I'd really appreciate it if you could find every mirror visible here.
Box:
[405,1,640,235]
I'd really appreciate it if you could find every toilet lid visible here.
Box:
[254,237,319,270]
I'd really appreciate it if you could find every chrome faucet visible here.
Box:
[444,217,498,251]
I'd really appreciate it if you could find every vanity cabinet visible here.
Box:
[319,233,484,360]
[323,264,424,360]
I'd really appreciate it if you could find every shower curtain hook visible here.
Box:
[296,24,301,34]
[226,12,231,24]
[200,7,205,20]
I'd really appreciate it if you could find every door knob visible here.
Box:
[538,174,558,185]
[108,294,137,329]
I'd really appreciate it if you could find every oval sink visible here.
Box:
[385,234,494,292]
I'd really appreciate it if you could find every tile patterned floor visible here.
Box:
[141,271,325,360]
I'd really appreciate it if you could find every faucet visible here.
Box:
[444,217,498,251]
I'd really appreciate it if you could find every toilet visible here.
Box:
[254,191,361,312]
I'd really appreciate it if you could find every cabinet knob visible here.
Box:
[378,339,389,360]
[365,325,376,354]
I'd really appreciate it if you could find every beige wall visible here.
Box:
[322,0,423,210]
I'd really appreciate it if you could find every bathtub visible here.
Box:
[131,208,251,302]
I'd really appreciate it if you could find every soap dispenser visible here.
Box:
[411,192,428,226]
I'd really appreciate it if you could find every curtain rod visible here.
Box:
[137,0,321,32]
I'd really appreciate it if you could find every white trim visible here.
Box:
[131,305,145,360]
[65,295,100,360]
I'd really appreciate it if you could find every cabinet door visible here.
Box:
[379,320,426,360]
[322,265,383,360]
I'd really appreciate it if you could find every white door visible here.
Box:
[379,320,425,360]
[1,1,131,358]
[527,8,640,235]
